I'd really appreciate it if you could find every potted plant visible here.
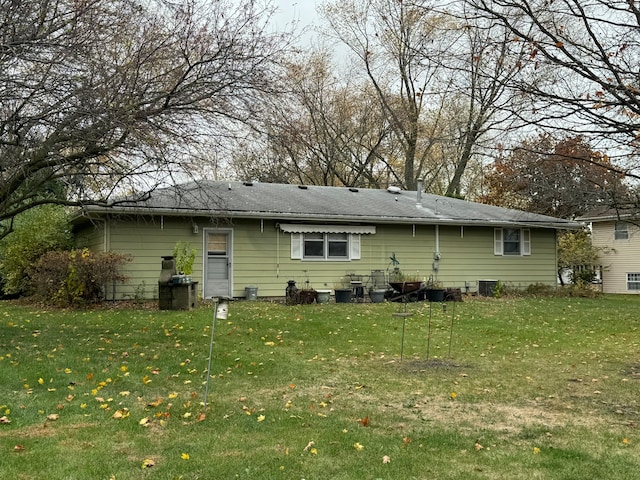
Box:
[386,253,423,295]
[174,241,196,279]
[334,277,352,303]
[425,275,446,302]
[369,287,387,303]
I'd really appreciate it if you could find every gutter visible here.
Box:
[73,205,584,230]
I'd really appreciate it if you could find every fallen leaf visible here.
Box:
[359,416,370,427]
[181,453,190,460]
[257,414,266,422]
[112,408,130,419]
[0,416,11,424]
[141,458,155,469]
[196,413,206,422]
[353,442,364,451]
[13,445,25,452]
[382,455,391,464]
[147,398,163,408]
[475,441,484,451]
[46,414,60,421]
[303,441,315,452]
[139,417,151,427]
[533,447,541,454]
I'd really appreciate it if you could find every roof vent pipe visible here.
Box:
[416,179,423,206]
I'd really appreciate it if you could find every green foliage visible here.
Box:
[173,241,196,275]
[557,229,604,286]
[492,280,506,298]
[28,248,131,306]
[0,205,72,296]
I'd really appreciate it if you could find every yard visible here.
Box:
[1,295,639,479]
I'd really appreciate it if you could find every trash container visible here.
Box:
[244,286,258,300]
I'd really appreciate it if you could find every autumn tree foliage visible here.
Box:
[467,0,640,180]
[0,0,287,240]
[480,134,627,218]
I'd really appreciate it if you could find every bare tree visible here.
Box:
[319,0,524,196]
[467,0,640,179]
[438,15,527,197]
[321,0,453,190]
[233,50,394,188]
[0,0,288,240]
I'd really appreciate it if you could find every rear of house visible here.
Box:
[72,181,579,300]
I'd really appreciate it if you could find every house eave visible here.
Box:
[72,205,583,230]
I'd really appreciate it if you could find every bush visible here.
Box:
[0,205,72,296]
[29,249,131,306]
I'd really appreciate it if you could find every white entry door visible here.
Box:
[204,229,232,298]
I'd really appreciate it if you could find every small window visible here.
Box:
[494,228,531,256]
[327,233,348,258]
[291,232,360,261]
[303,233,349,260]
[627,273,640,291]
[615,222,629,240]
[303,233,325,258]
[503,229,521,255]
[627,273,640,290]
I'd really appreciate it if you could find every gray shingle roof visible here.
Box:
[81,180,582,229]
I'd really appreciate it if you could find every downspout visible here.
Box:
[434,225,440,274]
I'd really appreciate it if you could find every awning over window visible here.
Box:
[279,223,376,234]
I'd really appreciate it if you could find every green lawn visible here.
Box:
[1,296,639,479]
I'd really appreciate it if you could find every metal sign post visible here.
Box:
[203,297,230,417]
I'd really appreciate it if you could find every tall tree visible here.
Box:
[467,0,640,181]
[321,0,451,190]
[480,134,627,218]
[438,14,527,197]
[320,0,524,195]
[0,0,287,240]
[233,51,393,188]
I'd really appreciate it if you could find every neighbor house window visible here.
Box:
[615,222,629,240]
[494,228,531,256]
[627,273,640,291]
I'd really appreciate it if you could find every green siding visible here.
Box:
[78,215,559,300]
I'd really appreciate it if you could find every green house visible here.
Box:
[71,181,581,300]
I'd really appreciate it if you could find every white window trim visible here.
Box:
[290,233,361,261]
[494,228,531,256]
[615,222,629,240]
[627,273,640,291]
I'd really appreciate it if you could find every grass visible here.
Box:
[0,295,639,479]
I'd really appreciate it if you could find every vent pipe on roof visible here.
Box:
[416,179,423,206]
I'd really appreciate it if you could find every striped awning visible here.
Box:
[278,223,376,234]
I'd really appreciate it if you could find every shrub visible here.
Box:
[29,249,131,306]
[0,205,72,296]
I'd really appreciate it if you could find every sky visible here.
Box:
[271,0,321,37]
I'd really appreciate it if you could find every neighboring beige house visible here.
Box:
[71,181,581,300]
[579,209,640,294]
